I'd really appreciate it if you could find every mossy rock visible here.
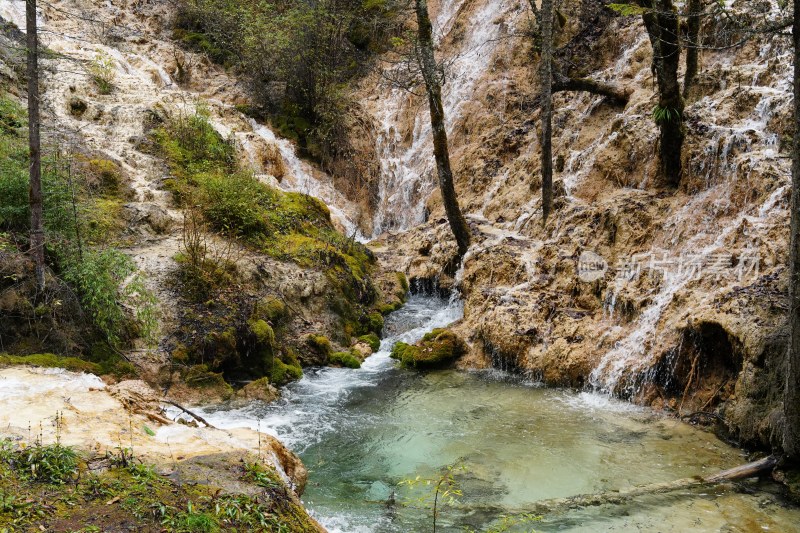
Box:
[270,358,303,386]
[365,311,384,334]
[184,364,233,398]
[329,351,361,369]
[248,319,275,346]
[237,376,280,403]
[390,329,467,370]
[378,301,402,315]
[357,333,380,352]
[301,334,332,365]
[253,296,288,323]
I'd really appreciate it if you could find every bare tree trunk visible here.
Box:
[26,0,45,292]
[785,0,800,462]
[683,0,702,97]
[540,0,554,223]
[414,0,470,258]
[638,0,684,187]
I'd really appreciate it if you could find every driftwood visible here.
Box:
[164,400,216,429]
[523,455,779,515]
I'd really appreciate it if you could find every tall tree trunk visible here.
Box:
[785,0,800,462]
[540,0,554,223]
[414,0,471,258]
[26,0,45,291]
[638,0,684,187]
[683,0,702,97]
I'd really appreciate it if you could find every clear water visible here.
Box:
[196,296,800,532]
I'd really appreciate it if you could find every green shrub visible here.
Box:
[88,51,116,94]
[330,350,361,369]
[61,248,157,348]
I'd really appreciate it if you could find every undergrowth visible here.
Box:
[0,91,157,359]
[0,437,316,532]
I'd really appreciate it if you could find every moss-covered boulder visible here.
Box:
[390,329,467,369]
[237,376,280,403]
[329,350,361,369]
[357,333,380,352]
[270,358,303,385]
[301,334,332,365]
[253,296,288,323]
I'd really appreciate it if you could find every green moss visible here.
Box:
[83,197,125,244]
[0,352,102,374]
[357,333,381,352]
[379,301,401,315]
[390,329,467,370]
[330,351,361,369]
[305,334,332,357]
[366,311,384,334]
[270,358,303,386]
[253,296,288,323]
[396,271,409,293]
[247,319,275,346]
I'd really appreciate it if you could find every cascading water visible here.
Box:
[588,25,793,395]
[370,0,519,235]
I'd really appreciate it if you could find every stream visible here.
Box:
[192,295,800,532]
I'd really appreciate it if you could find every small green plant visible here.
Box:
[652,104,682,125]
[5,415,79,485]
[399,462,466,533]
[89,51,117,94]
[241,461,282,489]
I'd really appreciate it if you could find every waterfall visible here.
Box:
[370,0,519,236]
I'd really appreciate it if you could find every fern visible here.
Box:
[652,104,682,125]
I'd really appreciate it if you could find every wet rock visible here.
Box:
[122,202,173,235]
[237,377,280,403]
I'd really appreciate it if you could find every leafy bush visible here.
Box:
[175,0,401,167]
[61,248,158,347]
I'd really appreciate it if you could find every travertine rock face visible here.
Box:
[367,0,792,450]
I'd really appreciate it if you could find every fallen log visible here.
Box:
[526,455,779,515]
[552,76,631,105]
[164,400,216,429]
